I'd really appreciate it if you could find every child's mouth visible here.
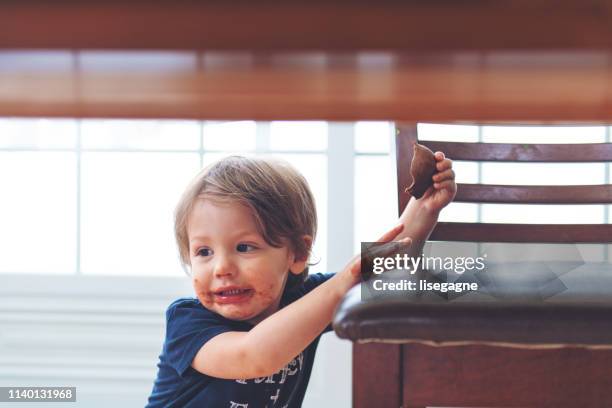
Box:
[214,287,253,304]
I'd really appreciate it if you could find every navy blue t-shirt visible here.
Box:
[146,272,335,408]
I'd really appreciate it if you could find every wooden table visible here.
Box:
[2,0,612,121]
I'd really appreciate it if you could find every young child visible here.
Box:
[146,154,456,407]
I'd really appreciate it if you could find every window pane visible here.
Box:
[354,155,397,252]
[203,121,256,151]
[355,121,391,153]
[80,152,200,276]
[438,203,479,223]
[270,121,327,151]
[81,120,200,150]
[482,163,605,185]
[0,152,76,273]
[267,153,328,273]
[482,126,606,143]
[203,152,255,167]
[481,204,604,224]
[0,118,77,149]
[417,123,479,142]
[453,161,479,184]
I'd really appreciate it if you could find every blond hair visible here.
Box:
[174,156,317,289]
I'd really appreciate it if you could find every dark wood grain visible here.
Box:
[353,343,401,408]
[4,2,612,120]
[430,222,612,243]
[3,50,612,120]
[455,183,612,204]
[3,1,612,50]
[403,344,612,407]
[422,141,612,162]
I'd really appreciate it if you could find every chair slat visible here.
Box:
[422,141,612,162]
[430,222,612,243]
[455,183,612,204]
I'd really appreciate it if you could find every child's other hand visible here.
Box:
[420,151,457,214]
[339,224,411,292]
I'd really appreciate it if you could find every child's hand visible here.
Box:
[420,151,457,214]
[338,224,411,293]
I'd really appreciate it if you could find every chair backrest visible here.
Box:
[396,123,612,243]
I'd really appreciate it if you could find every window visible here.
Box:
[3,119,610,276]
[353,121,397,252]
[0,119,329,276]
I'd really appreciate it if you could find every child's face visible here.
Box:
[187,198,305,324]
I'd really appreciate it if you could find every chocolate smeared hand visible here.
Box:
[405,143,436,199]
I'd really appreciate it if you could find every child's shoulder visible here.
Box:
[165,297,209,320]
[167,296,198,311]
[282,272,335,305]
[164,297,251,330]
[303,272,335,289]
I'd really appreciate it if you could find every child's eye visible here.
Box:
[196,247,213,257]
[236,243,257,253]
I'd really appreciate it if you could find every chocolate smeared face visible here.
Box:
[405,143,436,199]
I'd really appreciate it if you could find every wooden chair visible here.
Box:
[334,123,612,407]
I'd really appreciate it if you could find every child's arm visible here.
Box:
[192,224,406,380]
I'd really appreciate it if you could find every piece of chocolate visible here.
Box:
[405,143,436,199]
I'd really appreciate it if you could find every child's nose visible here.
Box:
[213,255,237,278]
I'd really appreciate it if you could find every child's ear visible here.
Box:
[289,235,313,275]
